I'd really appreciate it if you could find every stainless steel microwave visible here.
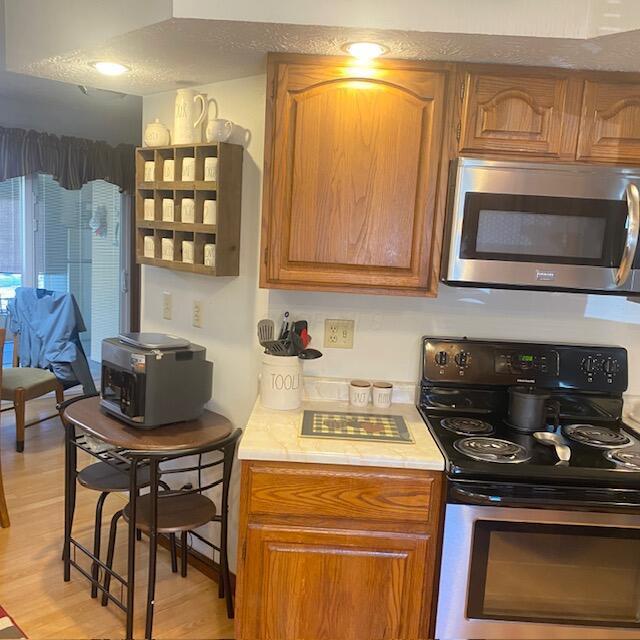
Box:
[441,158,640,294]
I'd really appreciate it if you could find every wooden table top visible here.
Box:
[63,397,233,454]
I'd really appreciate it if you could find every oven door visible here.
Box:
[442,158,640,294]
[437,502,640,639]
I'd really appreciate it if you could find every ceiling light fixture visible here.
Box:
[91,61,130,76]
[343,42,388,61]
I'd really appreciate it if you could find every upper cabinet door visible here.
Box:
[459,71,581,158]
[577,80,640,164]
[261,57,448,295]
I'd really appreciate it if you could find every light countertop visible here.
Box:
[238,398,445,471]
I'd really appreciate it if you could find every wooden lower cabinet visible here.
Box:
[235,461,444,640]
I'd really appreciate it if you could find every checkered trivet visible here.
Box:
[300,410,413,443]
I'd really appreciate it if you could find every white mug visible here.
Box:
[144,161,155,182]
[181,157,195,181]
[203,199,217,225]
[143,198,155,221]
[205,118,233,143]
[182,240,194,263]
[181,198,195,223]
[204,243,216,267]
[143,235,155,258]
[161,237,174,261]
[349,380,371,408]
[204,157,218,181]
[162,159,175,181]
[372,382,393,409]
[162,198,174,222]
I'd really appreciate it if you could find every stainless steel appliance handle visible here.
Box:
[449,483,640,511]
[615,183,640,287]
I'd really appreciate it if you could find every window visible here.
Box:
[0,174,128,371]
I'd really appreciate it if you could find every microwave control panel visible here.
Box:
[422,338,627,393]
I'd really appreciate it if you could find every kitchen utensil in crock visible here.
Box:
[261,339,293,356]
[257,319,274,346]
[297,348,322,360]
[508,386,560,433]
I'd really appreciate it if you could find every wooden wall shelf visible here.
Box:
[135,142,243,277]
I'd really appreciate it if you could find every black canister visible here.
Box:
[508,386,558,433]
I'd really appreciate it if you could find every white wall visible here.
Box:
[0,91,141,146]
[142,72,640,570]
[172,0,623,39]
[141,74,268,571]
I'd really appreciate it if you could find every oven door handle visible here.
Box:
[449,483,640,511]
[615,183,640,287]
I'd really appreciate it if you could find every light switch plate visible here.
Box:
[162,291,172,320]
[324,319,354,349]
[192,300,203,328]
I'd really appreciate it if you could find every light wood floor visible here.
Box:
[0,397,235,639]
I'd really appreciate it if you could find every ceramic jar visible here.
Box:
[144,119,170,147]
[260,353,303,410]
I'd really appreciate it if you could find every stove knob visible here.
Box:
[454,351,470,368]
[581,356,596,374]
[434,351,449,366]
[603,358,619,375]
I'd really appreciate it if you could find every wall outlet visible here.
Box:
[324,319,354,349]
[192,300,203,328]
[162,291,172,320]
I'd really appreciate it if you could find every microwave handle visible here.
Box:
[615,183,640,287]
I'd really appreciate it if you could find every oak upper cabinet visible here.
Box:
[261,54,450,296]
[577,80,640,164]
[235,461,444,640]
[458,69,582,159]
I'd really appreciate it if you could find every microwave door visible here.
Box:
[443,160,640,295]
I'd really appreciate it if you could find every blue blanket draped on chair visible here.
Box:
[8,287,97,395]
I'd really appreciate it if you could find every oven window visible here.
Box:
[461,193,627,266]
[467,521,640,627]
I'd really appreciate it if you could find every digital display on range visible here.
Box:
[518,355,534,362]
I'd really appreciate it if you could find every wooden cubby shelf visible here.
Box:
[135,141,243,277]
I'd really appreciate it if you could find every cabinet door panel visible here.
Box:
[240,525,431,640]
[460,71,580,158]
[289,82,423,269]
[577,80,640,164]
[262,59,447,293]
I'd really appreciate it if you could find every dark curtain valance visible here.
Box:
[0,126,135,193]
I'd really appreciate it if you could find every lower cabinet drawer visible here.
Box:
[245,461,438,525]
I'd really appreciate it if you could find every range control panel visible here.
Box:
[422,337,628,393]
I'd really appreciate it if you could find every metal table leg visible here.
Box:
[63,422,77,581]
[126,459,139,640]
[220,440,237,618]
[145,458,159,640]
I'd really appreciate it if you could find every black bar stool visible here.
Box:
[102,429,241,636]
[77,460,151,597]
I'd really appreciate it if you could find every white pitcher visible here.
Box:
[173,89,207,144]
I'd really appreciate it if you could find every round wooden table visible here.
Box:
[62,396,238,640]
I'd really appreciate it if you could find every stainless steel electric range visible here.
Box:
[417,337,640,640]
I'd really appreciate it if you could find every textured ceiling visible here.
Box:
[15,17,640,97]
[0,0,141,142]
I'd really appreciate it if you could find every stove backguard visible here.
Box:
[421,337,627,395]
